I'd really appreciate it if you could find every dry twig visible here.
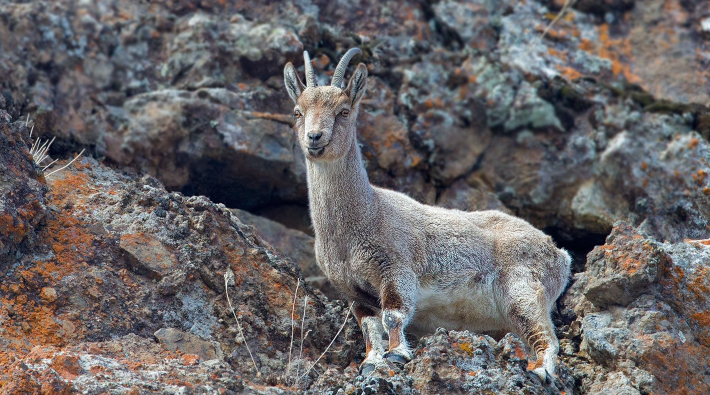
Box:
[224,270,261,377]
[44,149,85,177]
[286,279,301,378]
[523,0,575,59]
[297,302,353,386]
[295,295,309,383]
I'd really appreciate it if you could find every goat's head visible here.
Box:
[284,48,367,162]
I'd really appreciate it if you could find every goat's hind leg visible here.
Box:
[505,282,559,383]
[353,303,386,375]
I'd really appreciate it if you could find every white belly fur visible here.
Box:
[409,277,507,337]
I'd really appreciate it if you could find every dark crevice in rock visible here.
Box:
[418,0,467,51]
[603,81,710,140]
[251,203,313,236]
[537,77,594,131]
[544,226,610,275]
[41,137,95,161]
[540,0,636,19]
[181,151,307,212]
[573,0,636,18]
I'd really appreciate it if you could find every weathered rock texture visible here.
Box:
[559,222,710,395]
[0,114,48,265]
[0,156,361,393]
[0,0,709,393]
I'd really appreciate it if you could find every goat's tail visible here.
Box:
[558,248,572,272]
[549,248,572,304]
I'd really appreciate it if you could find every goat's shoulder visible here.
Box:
[372,185,423,210]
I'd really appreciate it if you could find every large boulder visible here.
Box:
[560,222,710,394]
[0,156,360,392]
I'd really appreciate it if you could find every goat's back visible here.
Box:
[372,187,570,300]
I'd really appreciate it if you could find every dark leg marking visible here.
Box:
[381,282,403,310]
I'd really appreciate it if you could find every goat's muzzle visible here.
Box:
[307,142,329,158]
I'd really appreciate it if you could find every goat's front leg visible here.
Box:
[380,271,416,366]
[353,302,385,375]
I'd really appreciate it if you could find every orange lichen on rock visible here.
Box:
[50,354,83,381]
[693,169,708,186]
[578,38,593,51]
[527,359,543,371]
[458,342,474,356]
[547,47,567,60]
[514,343,527,360]
[0,297,66,382]
[0,212,27,240]
[0,167,99,385]
[181,354,200,366]
[687,138,700,149]
[557,66,582,81]
[579,23,642,84]
[47,170,95,206]
[545,28,569,41]
[687,266,710,301]
[619,257,641,274]
[640,336,709,395]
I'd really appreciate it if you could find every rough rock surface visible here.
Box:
[0,113,48,265]
[0,0,709,393]
[0,157,361,393]
[231,208,340,300]
[559,222,710,395]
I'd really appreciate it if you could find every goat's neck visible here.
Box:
[306,137,374,239]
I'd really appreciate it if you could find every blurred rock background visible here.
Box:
[0,0,708,393]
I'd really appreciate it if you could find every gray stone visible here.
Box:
[154,327,220,361]
[120,232,179,280]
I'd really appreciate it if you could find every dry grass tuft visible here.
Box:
[24,114,85,177]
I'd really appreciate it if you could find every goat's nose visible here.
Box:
[307,132,323,143]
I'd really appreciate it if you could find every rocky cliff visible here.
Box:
[0,0,709,393]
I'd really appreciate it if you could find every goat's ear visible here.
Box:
[284,62,305,104]
[345,63,368,106]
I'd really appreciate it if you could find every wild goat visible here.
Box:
[283,48,571,381]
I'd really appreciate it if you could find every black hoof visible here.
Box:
[533,368,552,385]
[553,376,565,390]
[384,352,408,366]
[359,363,376,376]
[543,372,552,385]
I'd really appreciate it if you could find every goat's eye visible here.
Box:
[340,109,350,117]
[294,110,302,119]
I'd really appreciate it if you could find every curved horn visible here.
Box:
[303,51,317,88]
[331,48,362,87]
